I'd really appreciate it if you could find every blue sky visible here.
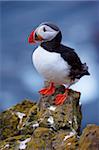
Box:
[0,1,99,128]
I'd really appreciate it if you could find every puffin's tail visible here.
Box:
[76,63,90,79]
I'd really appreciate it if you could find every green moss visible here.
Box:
[0,87,83,149]
[0,136,20,150]
[26,138,46,150]
[19,104,39,135]
[0,100,36,140]
[26,104,38,122]
[11,100,35,114]
[0,110,19,140]
[33,127,54,139]
[0,135,32,150]
[27,127,54,150]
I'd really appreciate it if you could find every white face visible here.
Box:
[35,24,59,42]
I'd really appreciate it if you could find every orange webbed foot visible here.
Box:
[54,88,69,105]
[39,82,55,96]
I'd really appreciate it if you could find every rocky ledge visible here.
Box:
[0,83,98,150]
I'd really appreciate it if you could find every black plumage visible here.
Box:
[41,31,90,80]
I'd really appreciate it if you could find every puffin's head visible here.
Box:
[28,22,62,44]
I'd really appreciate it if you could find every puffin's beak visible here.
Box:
[28,31,36,44]
[28,30,44,44]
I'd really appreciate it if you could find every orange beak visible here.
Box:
[28,31,36,44]
[28,30,44,44]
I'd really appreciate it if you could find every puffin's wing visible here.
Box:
[60,45,90,79]
[60,45,82,70]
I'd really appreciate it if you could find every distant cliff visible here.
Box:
[0,83,99,150]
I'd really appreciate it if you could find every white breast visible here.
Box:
[32,46,71,84]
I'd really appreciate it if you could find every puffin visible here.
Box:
[28,22,90,105]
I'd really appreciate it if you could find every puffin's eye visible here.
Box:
[43,27,47,32]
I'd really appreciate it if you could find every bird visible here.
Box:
[28,22,90,105]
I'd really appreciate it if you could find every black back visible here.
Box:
[41,32,90,79]
[41,40,82,69]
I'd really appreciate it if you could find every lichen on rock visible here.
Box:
[0,83,98,150]
[79,124,99,150]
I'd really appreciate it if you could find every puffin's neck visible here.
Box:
[40,31,62,52]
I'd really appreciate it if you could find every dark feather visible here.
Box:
[59,45,90,79]
[41,40,90,80]
[59,45,82,70]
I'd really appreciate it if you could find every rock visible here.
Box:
[0,135,31,150]
[38,82,82,134]
[52,130,78,150]
[0,83,98,150]
[0,100,35,140]
[27,127,54,150]
[79,124,99,150]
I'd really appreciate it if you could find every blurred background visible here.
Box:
[0,1,99,129]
